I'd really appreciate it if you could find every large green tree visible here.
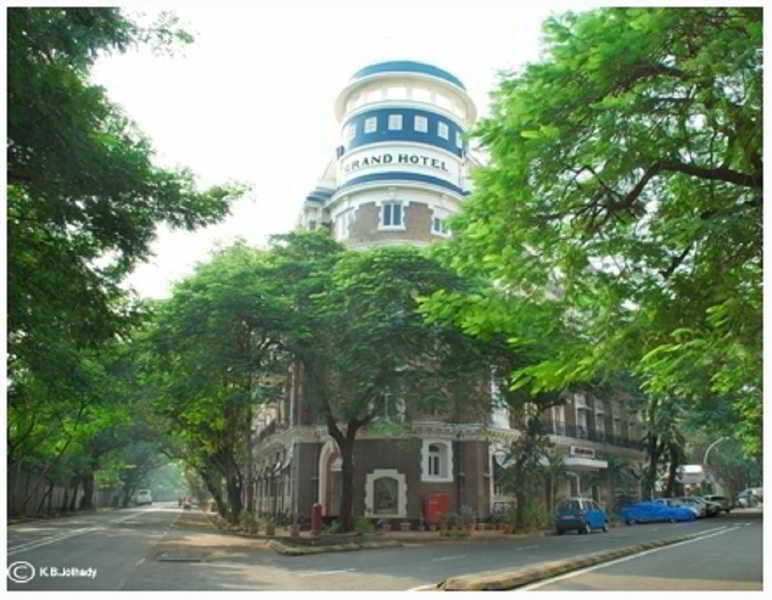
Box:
[7,7,243,394]
[309,244,490,532]
[443,7,762,452]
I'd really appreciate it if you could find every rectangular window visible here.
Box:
[456,131,463,148]
[437,122,449,139]
[414,115,428,133]
[432,217,448,235]
[364,116,377,133]
[388,114,403,130]
[382,202,403,227]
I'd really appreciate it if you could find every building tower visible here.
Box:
[298,60,478,248]
[256,61,646,528]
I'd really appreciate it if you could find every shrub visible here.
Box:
[460,505,476,527]
[353,517,376,536]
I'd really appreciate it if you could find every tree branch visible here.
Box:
[659,159,761,189]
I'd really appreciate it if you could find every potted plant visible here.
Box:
[460,505,475,534]
[288,514,300,538]
[241,511,259,535]
[438,512,449,533]
[264,518,276,536]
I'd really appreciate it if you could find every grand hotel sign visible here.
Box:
[338,145,461,187]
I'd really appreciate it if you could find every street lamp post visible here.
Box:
[702,437,728,493]
[703,437,728,466]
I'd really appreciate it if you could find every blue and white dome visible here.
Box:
[300,59,478,250]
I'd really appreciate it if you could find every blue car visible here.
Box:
[620,501,695,525]
[555,497,609,535]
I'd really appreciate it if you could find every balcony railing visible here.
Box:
[545,421,645,451]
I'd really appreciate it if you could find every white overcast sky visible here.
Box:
[85,1,605,298]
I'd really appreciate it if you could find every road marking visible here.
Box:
[431,554,469,562]
[519,526,741,590]
[296,569,356,577]
[407,583,440,591]
[8,508,164,556]
[8,527,102,556]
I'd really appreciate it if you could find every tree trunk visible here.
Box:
[37,479,55,515]
[200,467,227,517]
[79,472,95,510]
[68,477,79,511]
[338,435,356,532]
[225,471,243,524]
[642,437,663,500]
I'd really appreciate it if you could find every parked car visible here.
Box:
[676,496,720,517]
[134,489,153,505]
[555,497,608,535]
[703,495,733,514]
[737,488,762,507]
[620,501,696,525]
[653,497,700,518]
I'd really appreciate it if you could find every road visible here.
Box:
[7,504,181,590]
[6,506,762,591]
[520,515,763,591]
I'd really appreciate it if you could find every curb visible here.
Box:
[437,533,702,590]
[268,539,403,556]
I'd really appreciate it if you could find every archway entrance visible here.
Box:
[318,442,342,517]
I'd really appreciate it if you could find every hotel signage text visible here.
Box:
[342,151,450,174]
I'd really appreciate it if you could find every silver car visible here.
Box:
[677,496,719,517]
[703,495,732,514]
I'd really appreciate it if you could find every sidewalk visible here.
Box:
[151,510,273,560]
[157,510,552,556]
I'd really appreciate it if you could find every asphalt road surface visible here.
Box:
[520,514,763,591]
[6,505,763,591]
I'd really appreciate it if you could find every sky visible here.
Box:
[86,1,602,298]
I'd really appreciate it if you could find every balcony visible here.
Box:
[545,421,645,451]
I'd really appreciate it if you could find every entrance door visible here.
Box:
[326,455,342,516]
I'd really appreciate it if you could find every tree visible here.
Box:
[443,7,761,453]
[7,8,244,400]
[268,235,488,532]
[149,242,292,523]
[495,414,557,531]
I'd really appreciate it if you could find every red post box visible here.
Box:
[424,492,449,524]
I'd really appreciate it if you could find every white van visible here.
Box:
[134,489,153,505]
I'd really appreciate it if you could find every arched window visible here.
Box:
[421,440,453,482]
[428,444,441,476]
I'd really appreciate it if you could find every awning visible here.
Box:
[563,457,608,470]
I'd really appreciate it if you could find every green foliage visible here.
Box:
[7,7,244,417]
[353,517,376,536]
[436,7,761,454]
